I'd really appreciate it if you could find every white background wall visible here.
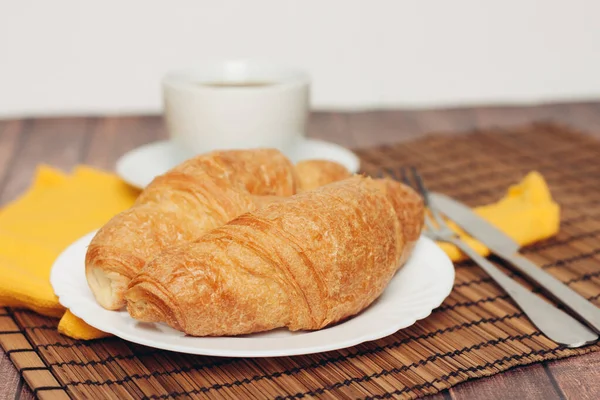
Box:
[1,0,599,117]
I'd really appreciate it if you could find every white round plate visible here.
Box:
[116,139,361,190]
[51,232,454,357]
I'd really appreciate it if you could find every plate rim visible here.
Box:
[115,138,362,190]
[51,232,454,357]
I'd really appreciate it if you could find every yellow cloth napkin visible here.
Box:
[437,171,560,261]
[0,165,139,339]
[0,167,559,340]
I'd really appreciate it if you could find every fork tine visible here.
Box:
[400,167,412,187]
[386,167,396,181]
[386,166,431,216]
[380,167,399,183]
[394,167,438,238]
[379,167,389,179]
[410,167,449,228]
[409,167,430,207]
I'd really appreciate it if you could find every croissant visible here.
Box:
[126,175,424,336]
[250,159,353,208]
[294,159,351,191]
[86,149,350,310]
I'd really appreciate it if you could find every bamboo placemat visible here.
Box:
[2,123,600,399]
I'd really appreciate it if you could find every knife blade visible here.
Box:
[431,192,600,334]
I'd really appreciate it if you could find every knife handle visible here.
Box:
[503,253,600,333]
[449,237,597,347]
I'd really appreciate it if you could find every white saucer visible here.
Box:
[51,232,454,358]
[116,139,361,189]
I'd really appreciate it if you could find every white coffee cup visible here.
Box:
[162,61,310,155]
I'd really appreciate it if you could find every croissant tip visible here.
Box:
[125,283,184,331]
[85,266,127,310]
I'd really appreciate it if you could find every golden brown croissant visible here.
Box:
[125,176,424,336]
[294,159,352,191]
[250,159,353,208]
[86,150,350,310]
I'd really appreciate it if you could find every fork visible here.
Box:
[397,167,598,348]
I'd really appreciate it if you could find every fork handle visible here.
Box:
[502,253,600,333]
[449,237,597,347]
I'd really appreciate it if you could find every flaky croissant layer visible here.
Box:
[126,176,424,336]
[85,149,350,310]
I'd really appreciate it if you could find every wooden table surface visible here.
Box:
[1,102,600,399]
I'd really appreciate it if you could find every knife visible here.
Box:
[431,192,600,334]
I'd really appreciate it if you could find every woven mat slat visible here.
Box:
[2,122,600,399]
